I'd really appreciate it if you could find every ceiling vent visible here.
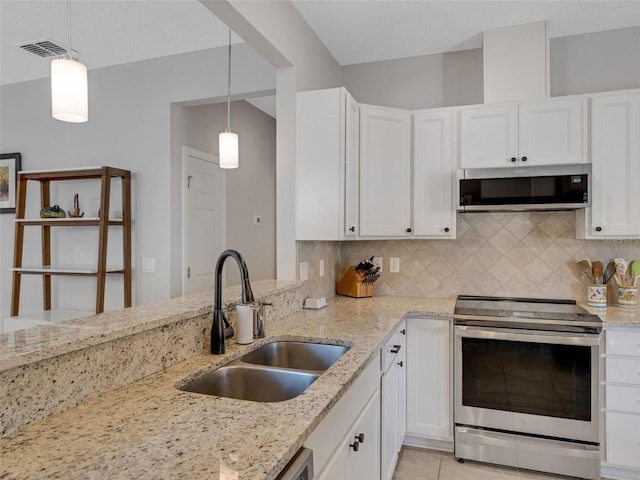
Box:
[15,38,77,58]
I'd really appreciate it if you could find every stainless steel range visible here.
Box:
[453,295,602,479]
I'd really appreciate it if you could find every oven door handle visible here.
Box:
[455,325,601,346]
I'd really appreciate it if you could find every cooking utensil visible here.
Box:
[577,260,594,283]
[614,258,628,285]
[592,261,604,284]
[630,260,640,287]
[602,260,616,285]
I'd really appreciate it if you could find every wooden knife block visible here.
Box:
[336,266,374,298]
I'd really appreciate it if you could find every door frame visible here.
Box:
[181,146,226,296]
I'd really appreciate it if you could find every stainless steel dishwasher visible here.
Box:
[275,448,314,480]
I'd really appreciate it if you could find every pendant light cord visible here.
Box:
[66,0,72,57]
[226,28,231,131]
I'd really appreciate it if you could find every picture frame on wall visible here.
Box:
[0,153,21,214]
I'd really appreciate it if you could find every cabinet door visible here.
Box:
[296,88,344,240]
[518,98,585,166]
[381,361,400,480]
[359,105,412,237]
[406,318,452,440]
[350,390,381,480]
[413,110,455,237]
[460,104,518,168]
[590,93,640,237]
[606,412,640,469]
[397,323,407,448]
[317,434,349,480]
[344,91,360,237]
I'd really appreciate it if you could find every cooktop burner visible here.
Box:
[454,295,602,332]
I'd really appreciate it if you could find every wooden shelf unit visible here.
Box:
[11,166,132,316]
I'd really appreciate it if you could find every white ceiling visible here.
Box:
[2,0,640,118]
[291,0,640,66]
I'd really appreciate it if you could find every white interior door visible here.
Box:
[182,146,225,296]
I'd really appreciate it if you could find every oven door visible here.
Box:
[455,325,600,443]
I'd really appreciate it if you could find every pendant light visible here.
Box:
[219,28,238,169]
[51,0,88,123]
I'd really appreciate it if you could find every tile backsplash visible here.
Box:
[299,212,640,303]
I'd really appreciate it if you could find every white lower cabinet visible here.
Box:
[405,317,453,449]
[381,320,407,480]
[602,328,640,479]
[305,351,381,480]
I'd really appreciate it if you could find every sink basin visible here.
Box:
[241,341,350,371]
[180,364,319,402]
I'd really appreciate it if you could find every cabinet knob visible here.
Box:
[349,226,355,232]
[401,329,406,335]
[350,441,360,452]
[397,360,404,367]
[355,433,365,443]
[444,227,450,233]
[510,157,517,163]
[595,226,602,232]
[521,156,528,162]
[406,228,412,233]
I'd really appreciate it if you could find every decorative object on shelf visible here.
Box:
[0,152,21,214]
[40,205,66,218]
[68,193,84,217]
[219,28,238,169]
[51,0,88,123]
[337,258,381,298]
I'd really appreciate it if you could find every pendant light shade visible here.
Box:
[219,130,239,169]
[51,56,88,123]
[51,1,88,123]
[219,28,238,169]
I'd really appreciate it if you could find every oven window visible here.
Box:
[462,338,591,421]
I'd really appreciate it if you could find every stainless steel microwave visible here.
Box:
[458,173,589,212]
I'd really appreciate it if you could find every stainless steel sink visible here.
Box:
[179,341,349,402]
[240,341,350,371]
[180,363,319,402]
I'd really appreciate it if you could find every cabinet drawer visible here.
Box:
[606,330,640,357]
[606,357,640,385]
[606,412,640,469]
[606,385,640,413]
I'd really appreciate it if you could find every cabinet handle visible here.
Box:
[355,433,365,443]
[595,226,602,232]
[406,228,412,233]
[397,360,404,367]
[350,441,360,452]
[444,227,450,233]
[391,345,401,353]
[521,156,527,162]
[349,226,355,232]
[510,157,517,163]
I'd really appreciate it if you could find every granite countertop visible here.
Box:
[0,296,455,480]
[583,303,640,327]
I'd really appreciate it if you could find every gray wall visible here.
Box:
[169,100,276,296]
[342,26,640,109]
[0,44,274,317]
[550,25,640,96]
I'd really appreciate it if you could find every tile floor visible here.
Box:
[392,447,572,480]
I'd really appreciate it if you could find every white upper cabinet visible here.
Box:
[460,97,586,168]
[413,109,456,238]
[296,87,359,240]
[578,92,640,238]
[359,104,412,237]
[460,104,518,168]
